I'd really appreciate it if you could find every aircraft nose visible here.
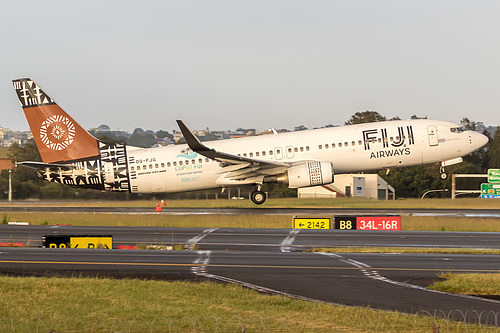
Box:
[474,131,489,149]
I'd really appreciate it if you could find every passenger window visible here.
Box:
[256,152,260,157]
[131,166,135,171]
[191,160,195,164]
[250,153,253,157]
[294,147,298,152]
[358,140,362,145]
[179,161,183,166]
[155,163,159,168]
[306,146,310,151]
[269,150,273,155]
[332,143,336,148]
[276,149,280,154]
[205,158,209,162]
[300,147,304,152]
[167,162,171,167]
[262,151,266,156]
[173,162,177,166]
[288,148,292,153]
[344,142,348,146]
[198,159,202,163]
[339,143,342,147]
[377,138,381,143]
[319,145,322,149]
[325,144,329,149]
[351,141,355,146]
[161,163,165,168]
[149,164,153,169]
[243,153,247,157]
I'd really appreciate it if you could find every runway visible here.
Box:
[1,206,500,217]
[1,224,499,325]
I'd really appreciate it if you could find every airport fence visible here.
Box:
[0,310,499,332]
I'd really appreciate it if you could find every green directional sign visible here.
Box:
[481,183,500,198]
[488,169,500,183]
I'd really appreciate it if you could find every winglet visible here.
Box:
[176,120,214,157]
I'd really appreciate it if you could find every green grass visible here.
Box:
[308,247,500,255]
[429,273,500,296]
[2,212,500,232]
[2,197,500,209]
[0,275,494,333]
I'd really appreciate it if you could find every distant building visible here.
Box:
[0,127,33,147]
[298,174,395,200]
[0,147,13,170]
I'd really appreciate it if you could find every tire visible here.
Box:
[250,190,266,205]
[440,173,448,180]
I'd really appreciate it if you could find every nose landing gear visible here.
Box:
[439,165,448,180]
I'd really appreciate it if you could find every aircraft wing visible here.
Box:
[176,120,289,183]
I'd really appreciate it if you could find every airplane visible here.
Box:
[12,78,489,204]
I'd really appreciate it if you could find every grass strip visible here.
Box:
[307,247,500,255]
[2,213,500,232]
[0,275,493,332]
[428,273,500,296]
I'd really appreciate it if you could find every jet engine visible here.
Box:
[265,161,334,188]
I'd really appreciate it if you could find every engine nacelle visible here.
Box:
[287,161,334,188]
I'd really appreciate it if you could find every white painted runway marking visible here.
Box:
[280,229,300,252]
[318,252,500,305]
[186,227,218,250]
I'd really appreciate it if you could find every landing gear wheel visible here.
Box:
[250,190,266,205]
[440,173,448,180]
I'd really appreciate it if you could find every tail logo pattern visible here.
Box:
[13,79,55,108]
[40,115,76,151]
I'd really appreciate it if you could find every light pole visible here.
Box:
[8,169,12,201]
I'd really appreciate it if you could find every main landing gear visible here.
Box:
[250,186,267,205]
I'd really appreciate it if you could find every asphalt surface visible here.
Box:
[1,206,500,217]
[1,224,499,325]
[1,225,500,250]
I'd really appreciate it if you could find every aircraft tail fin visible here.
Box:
[12,78,99,163]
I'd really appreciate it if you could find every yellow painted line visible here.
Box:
[0,260,498,273]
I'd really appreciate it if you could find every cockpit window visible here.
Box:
[450,127,467,133]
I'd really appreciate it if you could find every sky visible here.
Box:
[1,1,499,133]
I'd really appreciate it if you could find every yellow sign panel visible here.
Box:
[70,237,112,249]
[293,218,330,229]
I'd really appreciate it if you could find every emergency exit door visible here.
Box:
[427,125,438,146]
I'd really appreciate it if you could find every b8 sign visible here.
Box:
[334,216,401,230]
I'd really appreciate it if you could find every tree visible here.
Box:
[488,127,500,168]
[294,125,308,131]
[127,128,155,148]
[460,118,476,131]
[345,111,386,125]
[97,124,111,132]
[155,130,173,140]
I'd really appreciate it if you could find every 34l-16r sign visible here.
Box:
[334,216,401,230]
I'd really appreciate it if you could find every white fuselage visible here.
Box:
[125,119,487,194]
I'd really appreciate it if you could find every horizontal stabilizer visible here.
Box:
[17,161,76,171]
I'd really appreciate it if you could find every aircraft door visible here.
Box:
[274,147,283,160]
[103,162,115,184]
[427,125,438,146]
[286,145,295,159]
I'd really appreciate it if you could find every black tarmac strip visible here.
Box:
[0,206,500,217]
[0,214,499,326]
